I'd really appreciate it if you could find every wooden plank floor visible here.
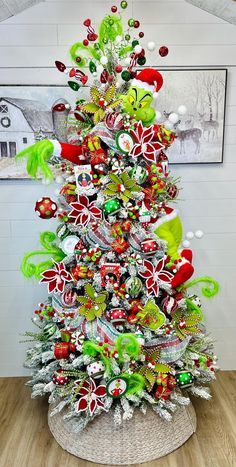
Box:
[0,372,236,467]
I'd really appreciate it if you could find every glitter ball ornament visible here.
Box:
[83,39,89,46]
[125,34,131,41]
[111,5,117,12]
[139,31,144,38]
[103,199,121,215]
[35,197,57,219]
[52,369,69,386]
[141,238,159,256]
[137,56,146,65]
[115,64,123,73]
[121,70,132,81]
[159,46,169,57]
[120,0,128,8]
[128,18,135,27]
[134,20,140,28]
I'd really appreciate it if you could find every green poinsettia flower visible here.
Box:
[135,348,171,392]
[77,283,108,321]
[81,85,121,124]
[104,172,141,204]
[172,309,201,341]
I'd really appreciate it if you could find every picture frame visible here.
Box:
[0,68,227,178]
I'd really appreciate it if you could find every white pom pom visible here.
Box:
[164,120,173,130]
[115,35,122,44]
[195,230,204,239]
[100,56,108,65]
[153,92,159,99]
[134,45,142,54]
[186,231,194,240]
[147,41,156,51]
[182,239,191,248]
[55,175,64,184]
[178,105,187,115]
[168,112,179,124]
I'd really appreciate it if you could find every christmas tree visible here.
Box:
[17,2,219,435]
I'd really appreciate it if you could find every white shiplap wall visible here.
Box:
[0,0,236,375]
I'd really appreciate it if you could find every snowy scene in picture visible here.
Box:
[0,85,89,178]
[157,69,227,164]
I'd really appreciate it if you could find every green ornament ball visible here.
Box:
[128,18,135,27]
[108,18,114,26]
[103,199,121,215]
[137,56,146,65]
[121,70,131,81]
[120,1,128,9]
[125,34,131,41]
[132,40,139,48]
[103,37,108,44]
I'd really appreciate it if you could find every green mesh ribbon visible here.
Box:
[21,231,65,279]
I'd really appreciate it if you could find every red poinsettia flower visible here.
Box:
[139,258,173,296]
[69,195,102,227]
[74,379,106,415]
[129,121,164,164]
[40,261,73,293]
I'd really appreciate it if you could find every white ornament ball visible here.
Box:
[178,105,187,115]
[147,41,156,51]
[115,35,122,44]
[100,56,108,65]
[124,57,131,66]
[195,230,204,239]
[96,64,104,74]
[134,45,142,54]
[155,111,162,122]
[186,231,194,240]
[164,120,173,130]
[182,239,191,248]
[168,112,179,124]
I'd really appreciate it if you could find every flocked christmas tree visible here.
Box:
[17,2,219,431]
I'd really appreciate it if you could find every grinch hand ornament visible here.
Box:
[120,68,163,126]
[151,206,194,289]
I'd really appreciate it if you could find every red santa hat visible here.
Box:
[131,68,163,99]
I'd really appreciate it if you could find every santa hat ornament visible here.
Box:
[131,68,164,99]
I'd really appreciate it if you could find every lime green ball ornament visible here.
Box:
[103,199,121,215]
[103,37,108,44]
[125,34,131,41]
[120,1,128,9]
[128,18,135,27]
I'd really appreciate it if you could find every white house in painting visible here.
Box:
[0,98,54,158]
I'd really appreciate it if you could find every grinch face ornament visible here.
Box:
[120,68,163,125]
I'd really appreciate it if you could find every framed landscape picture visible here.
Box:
[0,68,227,177]
[157,68,227,164]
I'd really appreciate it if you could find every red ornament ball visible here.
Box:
[52,369,69,386]
[139,31,144,38]
[159,46,169,57]
[76,56,82,63]
[134,20,140,28]
[115,64,123,73]
[167,184,179,199]
[111,5,117,12]
[83,39,89,46]
[35,197,57,219]
[141,238,159,256]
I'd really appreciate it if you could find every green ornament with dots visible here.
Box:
[103,199,121,215]
[175,371,194,388]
